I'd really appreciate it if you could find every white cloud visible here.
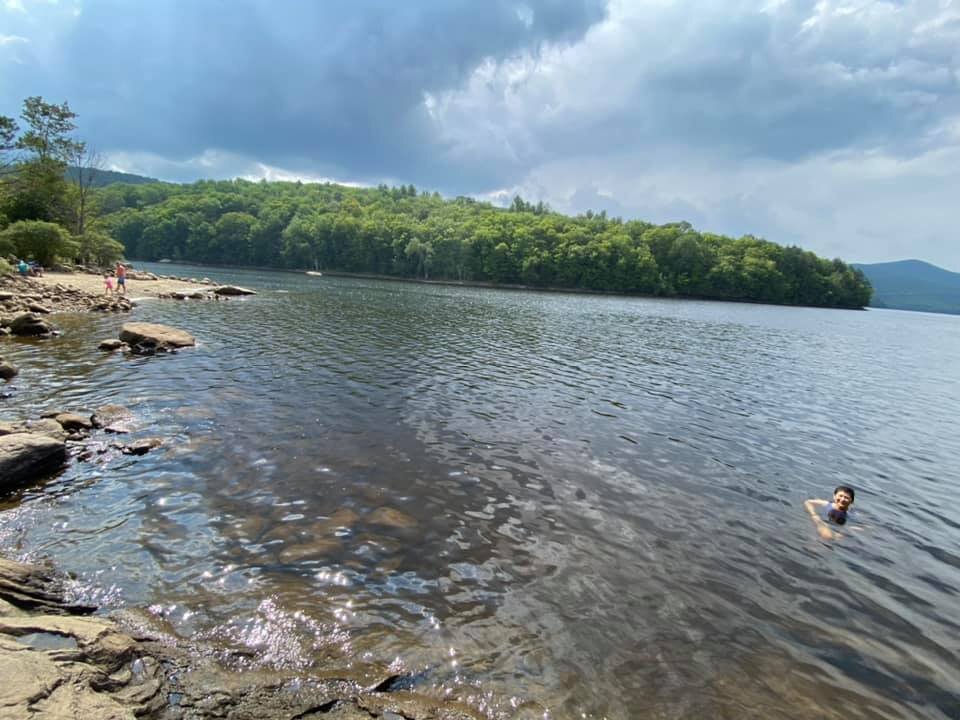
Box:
[104,148,368,188]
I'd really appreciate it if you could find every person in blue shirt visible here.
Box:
[805,485,856,540]
[18,259,29,277]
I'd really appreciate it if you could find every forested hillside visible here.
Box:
[98,179,872,308]
[65,167,161,188]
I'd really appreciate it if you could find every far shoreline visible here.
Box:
[130,259,869,312]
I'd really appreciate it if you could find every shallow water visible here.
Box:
[2,263,959,719]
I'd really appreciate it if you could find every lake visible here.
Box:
[2,263,959,719]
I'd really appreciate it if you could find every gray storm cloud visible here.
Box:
[1,0,606,187]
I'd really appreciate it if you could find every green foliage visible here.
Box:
[94,178,872,308]
[75,230,124,267]
[0,220,76,267]
[0,227,13,256]
[2,159,71,225]
[0,258,13,276]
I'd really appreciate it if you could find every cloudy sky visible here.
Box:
[2,0,959,269]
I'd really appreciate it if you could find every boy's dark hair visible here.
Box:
[834,485,855,502]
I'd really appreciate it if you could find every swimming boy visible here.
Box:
[805,486,855,540]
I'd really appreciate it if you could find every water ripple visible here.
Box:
[1,264,959,719]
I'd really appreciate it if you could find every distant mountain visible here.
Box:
[65,167,164,187]
[854,259,960,315]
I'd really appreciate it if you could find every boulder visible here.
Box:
[0,358,17,381]
[54,412,93,432]
[97,339,126,352]
[8,313,56,337]
[0,433,67,491]
[118,322,195,351]
[213,285,257,296]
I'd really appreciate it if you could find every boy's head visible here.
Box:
[833,485,855,510]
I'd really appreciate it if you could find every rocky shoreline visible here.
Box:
[1,556,483,719]
[1,271,482,719]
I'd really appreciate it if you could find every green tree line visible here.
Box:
[99,178,872,308]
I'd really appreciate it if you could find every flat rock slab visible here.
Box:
[119,322,195,349]
[0,433,67,492]
[0,419,66,441]
[213,285,256,296]
[0,614,163,719]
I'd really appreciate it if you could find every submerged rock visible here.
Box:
[0,358,17,380]
[91,404,135,434]
[366,507,418,529]
[121,437,162,456]
[0,433,67,492]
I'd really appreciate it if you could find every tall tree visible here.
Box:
[67,145,103,235]
[16,97,84,163]
[0,115,18,176]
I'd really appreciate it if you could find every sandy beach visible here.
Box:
[34,271,211,300]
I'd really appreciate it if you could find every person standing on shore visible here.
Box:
[104,273,114,295]
[115,262,127,294]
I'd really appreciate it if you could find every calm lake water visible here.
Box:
[2,263,959,719]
